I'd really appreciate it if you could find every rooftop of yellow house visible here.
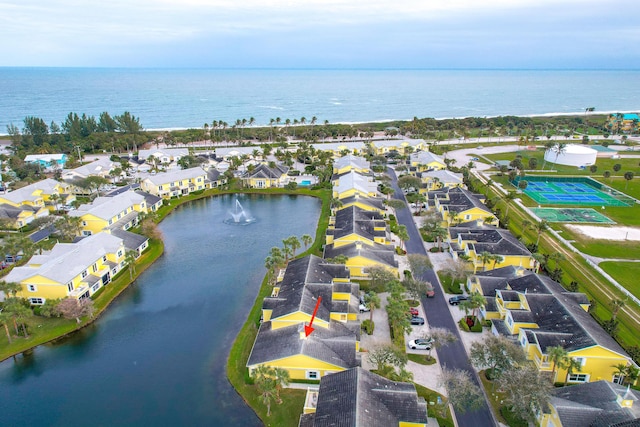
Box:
[4,232,123,285]
[243,162,289,179]
[429,186,492,215]
[1,178,63,204]
[143,166,206,186]
[262,255,356,322]
[417,169,463,184]
[548,380,640,427]
[0,203,40,219]
[327,205,387,243]
[484,269,629,357]
[332,170,378,197]
[336,194,386,212]
[323,241,398,269]
[409,150,445,166]
[69,191,146,221]
[299,367,428,427]
[246,320,360,369]
[449,221,531,257]
[333,154,370,172]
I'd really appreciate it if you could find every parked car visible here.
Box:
[410,316,425,325]
[408,338,432,350]
[409,307,419,317]
[359,303,370,313]
[426,288,435,298]
[448,295,468,305]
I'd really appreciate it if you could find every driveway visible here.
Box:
[387,167,497,427]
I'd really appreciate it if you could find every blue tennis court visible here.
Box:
[513,176,633,207]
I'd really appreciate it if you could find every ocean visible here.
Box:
[1,68,639,132]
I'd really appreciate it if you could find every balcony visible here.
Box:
[533,354,551,370]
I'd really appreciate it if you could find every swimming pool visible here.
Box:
[300,180,312,186]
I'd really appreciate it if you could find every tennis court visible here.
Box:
[531,207,615,224]
[512,176,634,207]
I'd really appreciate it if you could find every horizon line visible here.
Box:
[1,66,639,72]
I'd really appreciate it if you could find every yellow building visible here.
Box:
[246,320,360,381]
[242,163,290,188]
[416,169,464,194]
[5,232,127,304]
[140,167,209,198]
[0,178,74,212]
[334,194,386,215]
[300,367,428,426]
[332,155,370,175]
[262,255,360,327]
[473,268,637,385]
[538,380,640,427]
[409,150,446,171]
[607,113,640,134]
[371,139,426,156]
[0,203,48,229]
[448,221,536,272]
[326,205,390,248]
[69,191,148,236]
[311,141,366,157]
[430,186,498,226]
[332,171,378,200]
[324,241,398,279]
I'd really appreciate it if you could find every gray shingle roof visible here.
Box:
[331,205,387,243]
[263,255,354,322]
[430,186,492,215]
[247,321,360,369]
[111,229,149,252]
[312,367,428,427]
[550,381,640,427]
[337,195,385,211]
[334,155,370,172]
[323,241,398,270]
[245,163,289,179]
[449,223,531,257]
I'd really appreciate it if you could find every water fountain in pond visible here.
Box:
[224,197,256,225]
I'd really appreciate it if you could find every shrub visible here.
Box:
[361,319,375,335]
[429,247,441,253]
[403,270,412,279]
[458,318,471,332]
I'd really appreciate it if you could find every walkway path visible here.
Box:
[387,167,497,427]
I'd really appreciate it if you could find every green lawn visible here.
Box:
[599,262,640,300]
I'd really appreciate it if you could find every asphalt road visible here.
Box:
[387,167,497,427]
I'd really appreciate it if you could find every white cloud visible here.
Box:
[0,0,638,67]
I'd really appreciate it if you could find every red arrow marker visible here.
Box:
[304,296,322,337]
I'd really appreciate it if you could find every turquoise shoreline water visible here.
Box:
[1,68,639,132]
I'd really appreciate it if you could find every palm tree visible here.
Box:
[364,292,381,323]
[611,363,627,385]
[460,292,487,320]
[502,191,517,216]
[564,357,582,385]
[479,251,493,272]
[490,254,504,270]
[0,280,22,299]
[533,220,549,246]
[252,365,278,416]
[624,171,634,189]
[553,143,567,165]
[125,250,138,280]
[541,141,555,170]
[610,298,626,320]
[272,367,290,404]
[0,312,13,344]
[301,234,313,252]
[547,345,569,384]
[285,236,301,258]
[396,225,409,252]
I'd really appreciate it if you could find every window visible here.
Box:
[102,256,107,262]
[28,284,37,292]
[92,263,98,273]
[464,215,471,220]
[613,374,625,385]
[159,185,163,190]
[82,230,92,236]
[567,373,589,383]
[507,315,513,327]
[306,371,319,380]
[91,283,100,292]
[82,221,87,226]
[67,282,74,292]
[29,298,44,305]
[520,336,527,347]
[573,357,586,367]
[82,270,88,278]
[118,250,123,257]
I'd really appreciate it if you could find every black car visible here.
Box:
[410,316,425,325]
[448,295,468,305]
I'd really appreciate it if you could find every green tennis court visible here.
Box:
[531,207,615,223]
[512,176,634,207]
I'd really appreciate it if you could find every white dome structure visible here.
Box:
[544,144,597,167]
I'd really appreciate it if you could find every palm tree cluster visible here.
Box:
[251,365,290,416]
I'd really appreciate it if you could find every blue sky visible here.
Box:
[1,0,639,68]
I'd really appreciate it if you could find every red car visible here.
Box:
[409,307,419,317]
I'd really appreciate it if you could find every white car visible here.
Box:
[408,338,433,350]
[359,303,370,313]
